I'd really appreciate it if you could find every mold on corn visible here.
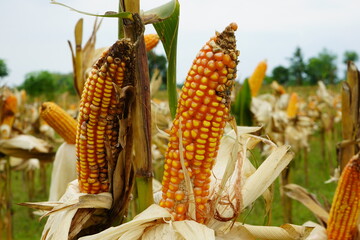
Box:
[159,23,239,223]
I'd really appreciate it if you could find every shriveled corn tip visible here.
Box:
[327,154,360,240]
[286,92,299,118]
[144,34,160,52]
[248,60,267,97]
[76,39,134,194]
[40,102,77,144]
[160,23,239,223]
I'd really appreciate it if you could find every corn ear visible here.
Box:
[76,39,134,194]
[144,34,160,52]
[248,60,267,97]
[327,154,360,240]
[159,23,239,223]
[287,92,299,118]
[40,102,78,144]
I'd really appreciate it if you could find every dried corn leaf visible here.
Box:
[302,221,327,240]
[0,135,54,161]
[242,146,293,209]
[239,223,313,239]
[284,184,328,225]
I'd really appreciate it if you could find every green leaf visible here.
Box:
[152,0,180,119]
[233,79,253,126]
[142,0,178,24]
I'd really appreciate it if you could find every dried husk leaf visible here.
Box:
[173,221,215,240]
[141,223,180,239]
[48,143,77,201]
[207,126,292,230]
[79,204,171,240]
[21,180,112,240]
[302,221,327,240]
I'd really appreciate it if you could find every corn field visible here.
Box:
[1,0,360,240]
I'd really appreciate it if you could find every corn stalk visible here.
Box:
[338,61,360,172]
[120,0,154,213]
[0,158,13,240]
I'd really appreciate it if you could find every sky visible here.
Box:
[1,0,360,87]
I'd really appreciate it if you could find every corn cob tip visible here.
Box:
[229,22,238,31]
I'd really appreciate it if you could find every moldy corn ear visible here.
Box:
[40,102,77,144]
[248,60,267,97]
[76,39,134,194]
[159,23,239,223]
[144,34,160,52]
[327,154,360,240]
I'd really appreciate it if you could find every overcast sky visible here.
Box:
[1,0,360,87]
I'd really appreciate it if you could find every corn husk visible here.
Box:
[20,180,112,240]
[48,143,77,201]
[302,221,327,240]
[77,203,311,240]
[75,126,309,239]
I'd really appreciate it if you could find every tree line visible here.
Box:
[0,47,358,98]
[269,47,358,86]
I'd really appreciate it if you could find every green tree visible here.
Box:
[0,59,9,78]
[53,73,76,95]
[18,71,56,99]
[147,51,167,88]
[289,47,306,85]
[272,65,289,85]
[18,71,76,99]
[306,49,337,85]
[343,51,359,64]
